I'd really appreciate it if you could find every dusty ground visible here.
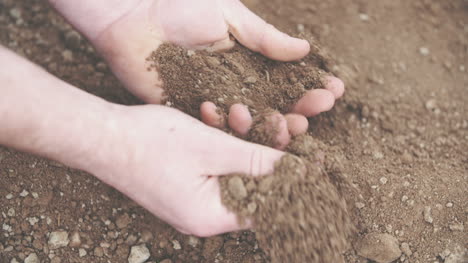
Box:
[0,0,467,262]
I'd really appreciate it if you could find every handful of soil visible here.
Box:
[148,42,354,262]
[148,42,328,118]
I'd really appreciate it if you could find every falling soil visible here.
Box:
[220,140,354,262]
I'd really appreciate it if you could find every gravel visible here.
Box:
[128,244,150,263]
[48,230,70,249]
[24,253,39,263]
[356,233,401,263]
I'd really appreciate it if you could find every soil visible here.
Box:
[149,42,327,118]
[0,0,467,263]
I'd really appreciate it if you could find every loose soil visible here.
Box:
[0,0,467,263]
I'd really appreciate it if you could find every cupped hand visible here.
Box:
[94,104,283,236]
[52,0,345,149]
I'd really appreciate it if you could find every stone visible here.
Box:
[9,8,21,20]
[187,236,200,247]
[78,248,87,257]
[128,244,150,263]
[172,240,181,250]
[449,222,464,232]
[228,176,247,200]
[356,233,401,263]
[61,50,73,62]
[24,253,39,263]
[69,231,81,248]
[48,230,69,249]
[94,247,104,257]
[116,213,132,229]
[159,260,172,263]
[243,76,257,84]
[423,206,433,224]
[64,30,81,49]
[400,242,412,256]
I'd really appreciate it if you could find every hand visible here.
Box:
[93,104,284,236]
[51,0,345,148]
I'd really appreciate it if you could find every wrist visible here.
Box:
[48,0,143,41]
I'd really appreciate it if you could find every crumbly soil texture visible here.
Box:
[149,42,327,119]
[1,0,467,263]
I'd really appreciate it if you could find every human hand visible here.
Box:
[92,104,284,236]
[50,0,345,148]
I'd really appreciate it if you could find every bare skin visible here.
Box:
[49,0,345,149]
[0,46,283,236]
[0,0,345,237]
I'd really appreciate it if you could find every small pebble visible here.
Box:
[401,195,409,202]
[423,206,433,224]
[48,230,70,249]
[78,248,87,257]
[128,244,150,263]
[62,50,73,62]
[243,76,257,84]
[425,99,437,110]
[172,240,181,250]
[5,193,13,199]
[7,208,15,217]
[228,176,248,200]
[9,8,21,20]
[359,13,369,21]
[24,253,39,263]
[419,47,430,56]
[379,177,388,185]
[19,189,29,197]
[187,236,200,248]
[448,222,464,232]
[69,231,81,248]
[94,247,104,257]
[356,233,401,263]
[297,24,305,32]
[116,213,132,229]
[446,202,453,208]
[355,202,366,209]
[400,242,412,256]
[64,30,81,49]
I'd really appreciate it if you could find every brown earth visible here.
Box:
[0,0,467,263]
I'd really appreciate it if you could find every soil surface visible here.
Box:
[1,0,467,263]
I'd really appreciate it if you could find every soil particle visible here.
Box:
[227,176,248,200]
[69,231,81,248]
[202,236,224,260]
[355,233,401,263]
[48,230,70,249]
[24,253,39,263]
[128,244,150,263]
[148,42,328,119]
[116,213,132,229]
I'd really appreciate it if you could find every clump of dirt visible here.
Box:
[220,137,354,262]
[148,42,329,118]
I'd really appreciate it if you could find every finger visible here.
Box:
[265,112,291,150]
[284,114,309,136]
[222,0,310,61]
[323,75,345,99]
[292,89,335,117]
[187,177,252,236]
[200,101,226,128]
[228,103,253,136]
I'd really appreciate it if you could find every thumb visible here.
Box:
[221,0,310,61]
[204,131,285,177]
